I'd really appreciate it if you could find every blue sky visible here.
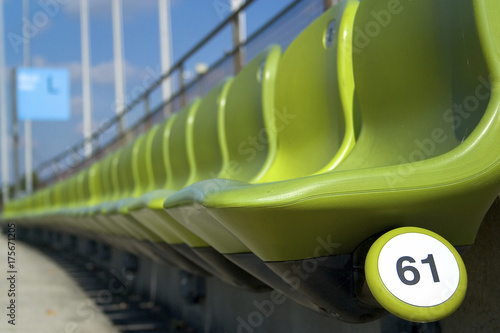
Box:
[0,0,295,186]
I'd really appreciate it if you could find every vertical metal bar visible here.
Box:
[231,0,246,74]
[178,63,186,107]
[144,93,151,131]
[112,0,126,135]
[81,0,93,158]
[158,0,173,118]
[232,17,242,74]
[23,0,30,67]
[11,69,20,197]
[0,0,10,203]
[23,0,33,194]
[144,94,150,116]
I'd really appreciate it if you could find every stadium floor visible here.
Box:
[0,237,119,333]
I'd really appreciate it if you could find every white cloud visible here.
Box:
[63,0,158,20]
[32,56,82,84]
[91,60,145,85]
[31,56,149,86]
[63,0,109,17]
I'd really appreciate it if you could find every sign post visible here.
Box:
[0,0,9,204]
[11,70,20,197]
[14,68,70,195]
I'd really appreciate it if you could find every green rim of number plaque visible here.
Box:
[365,227,467,322]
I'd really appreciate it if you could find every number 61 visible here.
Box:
[396,254,440,285]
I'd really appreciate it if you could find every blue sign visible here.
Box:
[17,68,70,121]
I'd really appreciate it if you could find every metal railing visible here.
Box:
[35,0,329,186]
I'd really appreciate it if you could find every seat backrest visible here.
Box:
[111,146,132,201]
[335,0,490,172]
[115,137,145,200]
[2,199,13,219]
[167,100,201,190]
[41,187,51,213]
[257,0,359,182]
[59,177,73,210]
[67,174,79,209]
[190,79,233,184]
[148,114,177,192]
[31,189,44,217]
[23,195,33,218]
[23,194,33,218]
[87,163,100,206]
[22,196,31,217]
[98,152,118,204]
[5,199,20,219]
[51,181,64,212]
[131,131,154,197]
[75,168,91,209]
[219,46,281,183]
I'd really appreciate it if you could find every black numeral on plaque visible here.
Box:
[396,254,440,285]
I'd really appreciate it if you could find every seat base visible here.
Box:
[226,252,324,312]
[266,253,387,323]
[193,246,270,291]
[139,241,211,277]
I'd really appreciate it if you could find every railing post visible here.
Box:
[232,16,243,74]
[144,92,152,131]
[178,63,186,107]
[231,1,245,74]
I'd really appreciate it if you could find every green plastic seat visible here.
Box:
[49,176,73,230]
[85,160,118,236]
[146,80,235,248]
[78,160,129,248]
[192,0,493,260]
[140,62,275,249]
[96,125,209,274]
[84,149,142,254]
[78,162,107,235]
[164,0,358,254]
[105,134,186,259]
[106,135,145,216]
[165,0,500,322]
[163,0,357,300]
[1,199,14,220]
[46,181,64,224]
[3,195,32,224]
[62,168,95,237]
[25,189,45,227]
[162,1,358,310]
[116,80,265,286]
[128,83,270,286]
[127,113,178,216]
[104,135,176,257]
[55,174,78,230]
[90,150,121,234]
[127,96,213,244]
[38,184,53,224]
[127,102,199,246]
[166,45,331,306]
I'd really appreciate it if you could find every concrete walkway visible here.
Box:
[0,236,119,333]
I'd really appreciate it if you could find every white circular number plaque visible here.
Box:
[365,227,467,322]
[378,232,460,307]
